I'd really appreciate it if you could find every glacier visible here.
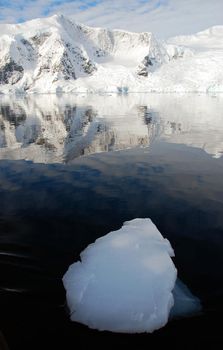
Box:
[0,14,223,94]
[63,218,201,333]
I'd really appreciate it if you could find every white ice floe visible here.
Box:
[63,218,201,333]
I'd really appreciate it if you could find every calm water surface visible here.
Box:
[0,94,223,349]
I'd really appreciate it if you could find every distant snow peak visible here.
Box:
[0,16,223,93]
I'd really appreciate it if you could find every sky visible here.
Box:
[0,0,222,38]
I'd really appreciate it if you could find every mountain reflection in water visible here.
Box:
[0,94,223,164]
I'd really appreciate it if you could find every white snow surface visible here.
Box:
[63,218,200,333]
[0,15,222,93]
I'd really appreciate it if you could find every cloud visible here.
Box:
[0,0,222,39]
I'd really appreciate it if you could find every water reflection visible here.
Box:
[0,96,155,163]
[0,94,223,163]
[1,94,223,348]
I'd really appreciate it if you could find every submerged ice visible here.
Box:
[63,218,201,333]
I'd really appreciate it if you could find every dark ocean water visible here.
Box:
[0,95,223,349]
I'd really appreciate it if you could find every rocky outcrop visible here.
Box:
[137,56,153,77]
[0,59,24,85]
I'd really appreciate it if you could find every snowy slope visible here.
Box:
[0,15,222,93]
[168,26,223,50]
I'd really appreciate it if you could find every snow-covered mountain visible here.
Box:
[0,15,222,94]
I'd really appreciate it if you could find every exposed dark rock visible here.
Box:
[82,58,96,75]
[94,48,106,57]
[143,55,153,67]
[36,63,50,77]
[52,51,76,80]
[0,59,24,85]
[65,43,97,75]
[137,55,154,77]
[31,32,50,46]
[137,66,149,77]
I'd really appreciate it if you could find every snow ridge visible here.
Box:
[0,15,223,93]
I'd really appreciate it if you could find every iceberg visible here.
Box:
[63,218,201,333]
